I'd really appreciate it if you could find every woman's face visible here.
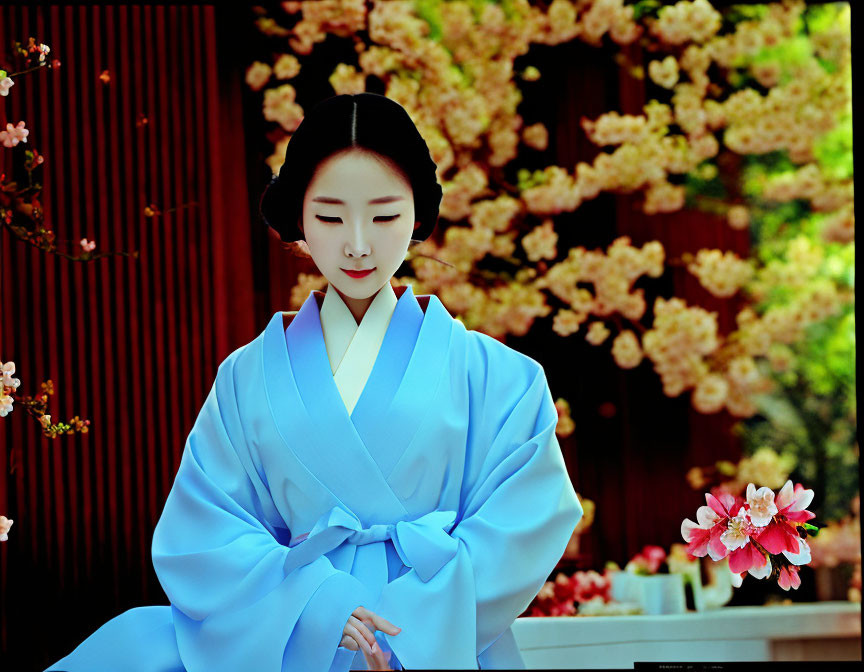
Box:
[300,148,419,300]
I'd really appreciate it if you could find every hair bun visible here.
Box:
[258,93,442,244]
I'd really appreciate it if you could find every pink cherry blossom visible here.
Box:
[684,479,817,593]
[627,544,667,573]
[774,479,816,522]
[0,394,12,417]
[0,121,29,147]
[80,238,96,252]
[749,480,815,556]
[1,360,20,388]
[721,509,753,552]
[748,556,772,580]
[0,515,12,542]
[681,491,745,561]
[781,535,812,566]
[751,518,800,555]
[727,537,767,574]
[746,482,778,527]
[0,77,14,97]
[778,564,801,591]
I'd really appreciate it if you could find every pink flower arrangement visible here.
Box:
[625,544,668,574]
[682,480,817,591]
[527,568,614,616]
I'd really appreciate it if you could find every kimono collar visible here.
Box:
[319,281,398,376]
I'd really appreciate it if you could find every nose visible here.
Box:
[344,220,371,258]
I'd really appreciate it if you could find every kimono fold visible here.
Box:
[44,284,583,672]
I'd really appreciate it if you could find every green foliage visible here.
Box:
[499,0,523,23]
[516,167,550,190]
[684,161,726,203]
[739,304,856,523]
[723,3,768,25]
[414,0,444,42]
[631,0,663,20]
[803,1,847,34]
[799,309,855,395]
[679,2,858,522]
[813,113,853,181]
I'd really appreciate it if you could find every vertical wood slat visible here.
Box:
[165,5,184,496]
[49,4,70,589]
[155,6,180,537]
[0,11,12,656]
[102,3,123,600]
[203,7,229,360]
[1,5,258,662]
[181,5,204,494]
[137,4,159,600]
[117,3,140,600]
[75,3,96,584]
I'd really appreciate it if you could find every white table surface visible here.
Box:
[511,601,861,668]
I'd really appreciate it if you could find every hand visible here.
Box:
[362,643,393,671]
[340,606,401,669]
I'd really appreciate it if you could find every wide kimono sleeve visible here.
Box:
[375,335,584,669]
[151,348,374,672]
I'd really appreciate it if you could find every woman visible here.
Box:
[45,93,583,672]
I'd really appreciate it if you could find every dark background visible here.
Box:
[0,3,821,670]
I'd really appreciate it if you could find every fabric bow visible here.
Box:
[285,506,459,582]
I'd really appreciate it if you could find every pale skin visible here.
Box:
[299,147,422,668]
[298,147,421,325]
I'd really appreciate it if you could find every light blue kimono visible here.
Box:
[45,284,583,671]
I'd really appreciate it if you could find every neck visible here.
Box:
[332,285,377,325]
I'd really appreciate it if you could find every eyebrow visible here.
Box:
[311,195,405,205]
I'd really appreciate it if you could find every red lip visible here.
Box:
[342,267,375,278]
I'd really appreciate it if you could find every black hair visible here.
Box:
[259,93,442,245]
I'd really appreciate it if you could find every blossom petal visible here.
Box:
[785,509,816,523]
[706,492,728,518]
[775,479,794,510]
[682,521,712,557]
[707,526,730,560]
[749,557,772,580]
[753,519,799,555]
[788,487,815,512]
[782,536,812,565]
[728,542,763,574]
[696,505,720,528]
[681,518,701,542]
[778,565,801,591]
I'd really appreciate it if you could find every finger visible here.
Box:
[361,646,379,671]
[352,605,373,620]
[339,635,359,652]
[348,615,377,649]
[375,647,391,670]
[370,612,402,635]
[344,624,374,656]
[352,606,381,631]
[374,647,393,671]
[363,645,389,672]
[351,607,377,632]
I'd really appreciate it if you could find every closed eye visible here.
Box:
[315,215,400,223]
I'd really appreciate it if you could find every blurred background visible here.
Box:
[0,1,857,669]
